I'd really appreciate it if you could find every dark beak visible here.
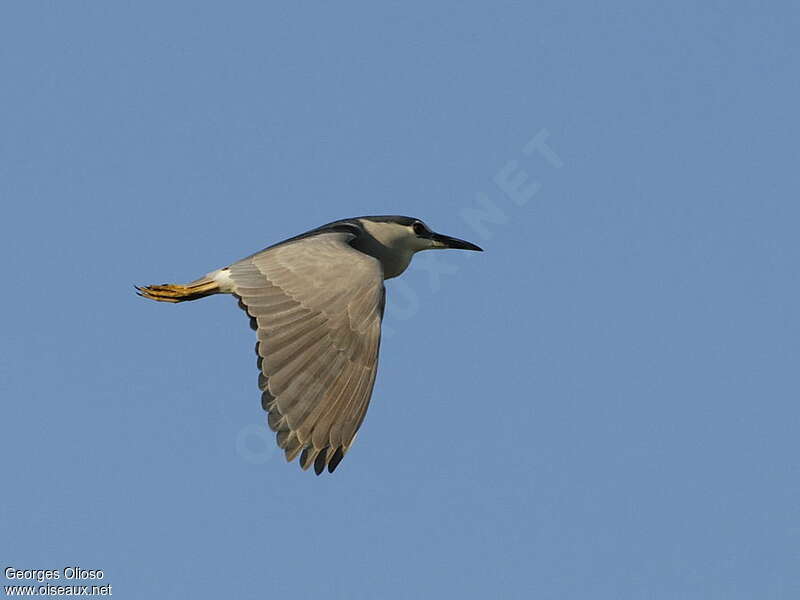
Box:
[431,232,483,251]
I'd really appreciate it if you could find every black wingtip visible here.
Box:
[313,450,327,475]
[299,448,311,470]
[328,447,345,473]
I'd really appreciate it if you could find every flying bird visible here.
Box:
[137,216,482,474]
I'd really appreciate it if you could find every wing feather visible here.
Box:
[228,231,384,474]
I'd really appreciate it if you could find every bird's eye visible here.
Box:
[413,222,427,236]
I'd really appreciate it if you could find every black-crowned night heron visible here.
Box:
[137,216,482,474]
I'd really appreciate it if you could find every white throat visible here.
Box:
[357,220,419,279]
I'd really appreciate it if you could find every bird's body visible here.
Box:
[138,216,482,474]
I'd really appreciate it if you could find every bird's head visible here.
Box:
[357,216,483,254]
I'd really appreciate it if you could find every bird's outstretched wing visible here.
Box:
[228,232,385,474]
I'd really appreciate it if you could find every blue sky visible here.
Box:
[2,2,799,598]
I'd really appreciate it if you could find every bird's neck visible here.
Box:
[351,234,414,280]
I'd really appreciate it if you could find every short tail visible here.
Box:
[136,277,220,303]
